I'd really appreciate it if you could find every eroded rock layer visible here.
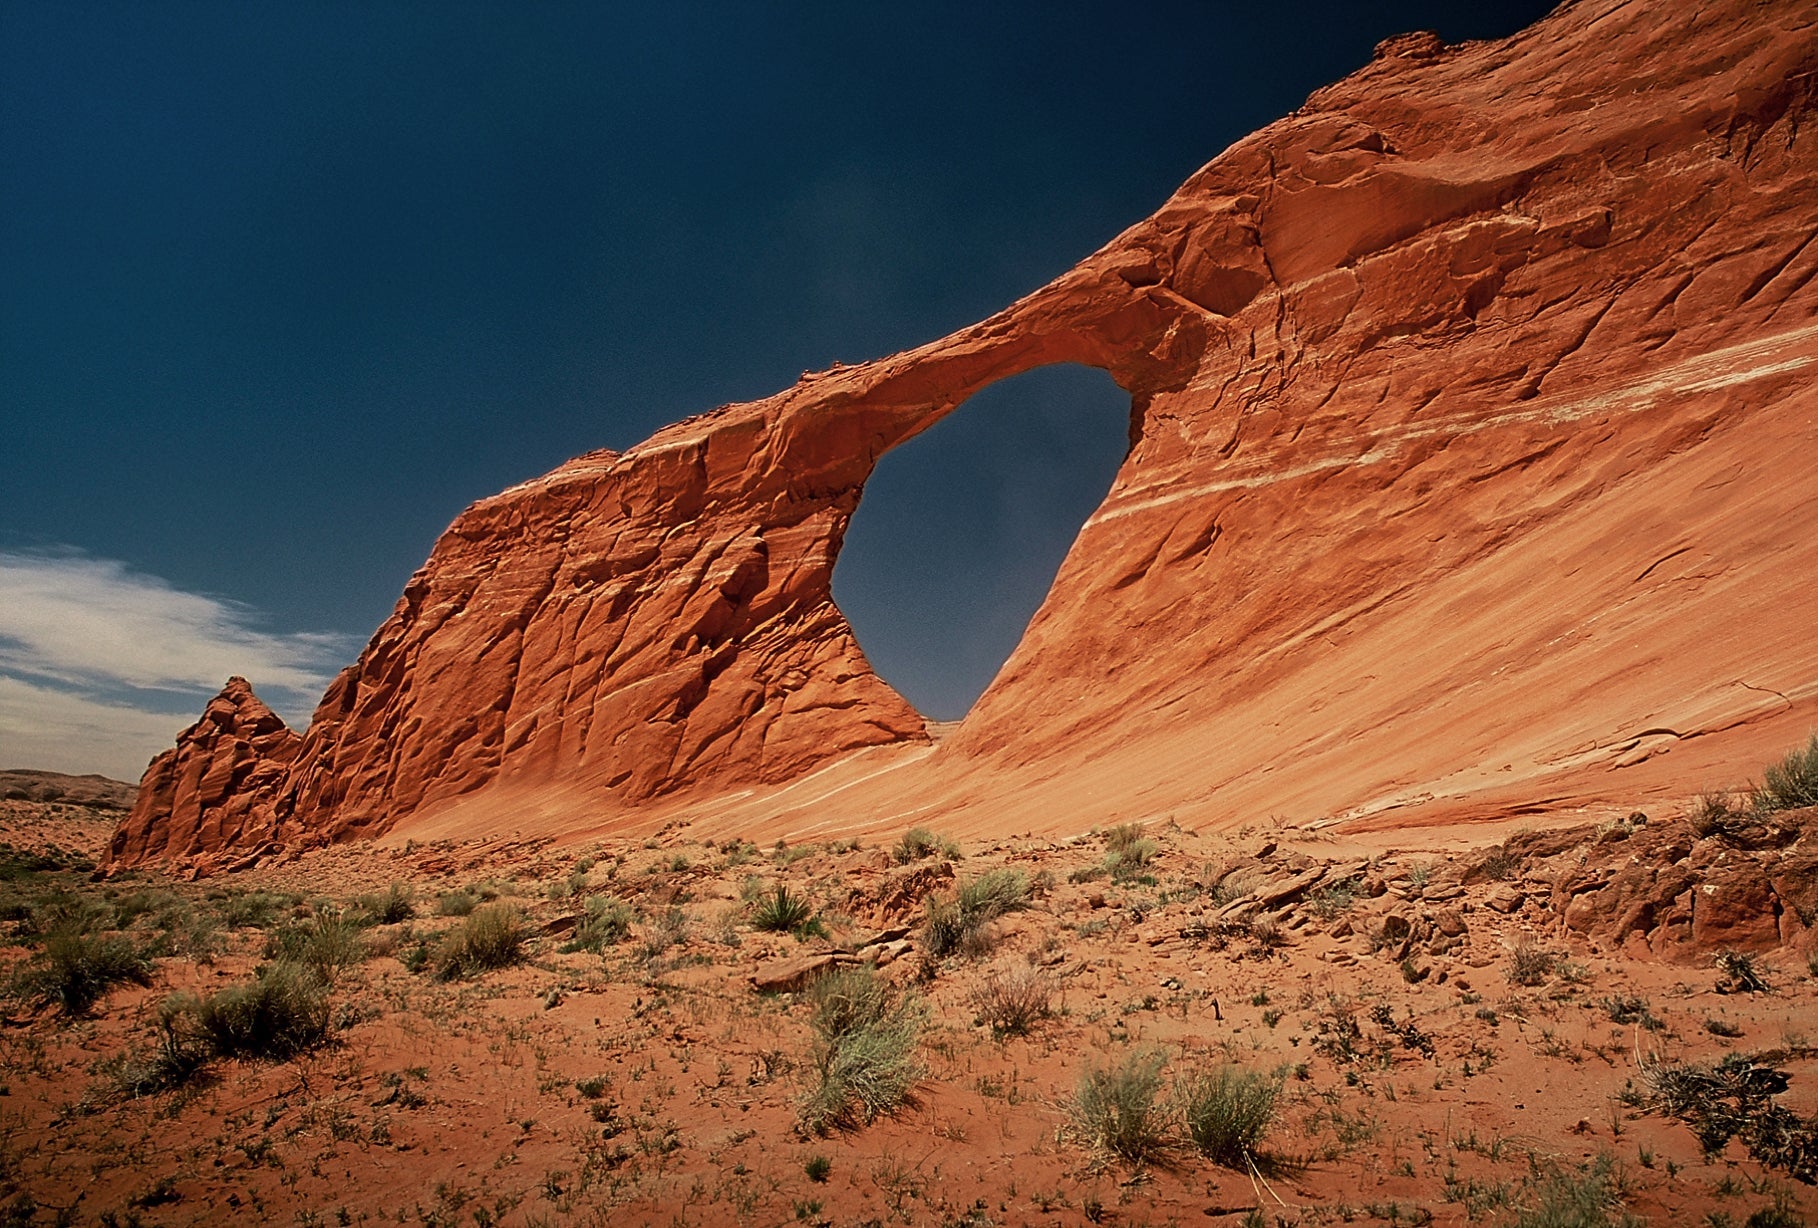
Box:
[110,0,1818,868]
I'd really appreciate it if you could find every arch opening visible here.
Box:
[832,363,1131,724]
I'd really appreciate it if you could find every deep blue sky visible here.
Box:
[0,0,1556,775]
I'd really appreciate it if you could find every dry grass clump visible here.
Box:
[433,903,526,980]
[968,962,1054,1037]
[354,882,414,925]
[1640,1054,1818,1184]
[798,966,925,1135]
[1507,940,1560,986]
[1073,1049,1171,1166]
[1756,734,1818,815]
[1511,1154,1636,1228]
[1177,1063,1280,1167]
[264,910,366,987]
[15,928,152,1015]
[1101,822,1159,881]
[922,867,1031,958]
[186,960,331,1059]
[892,827,959,865]
[562,895,635,953]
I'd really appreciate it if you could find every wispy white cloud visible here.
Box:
[0,550,353,782]
[0,676,189,782]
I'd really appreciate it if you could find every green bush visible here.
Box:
[434,903,526,980]
[1753,734,1818,815]
[1073,1049,1171,1165]
[355,883,415,925]
[191,961,330,1059]
[1178,1064,1279,1166]
[1102,823,1159,881]
[19,928,152,1015]
[892,827,959,865]
[751,883,817,935]
[921,867,1032,958]
[264,911,365,987]
[1512,1154,1635,1228]
[798,966,925,1134]
[437,889,480,917]
[562,895,635,953]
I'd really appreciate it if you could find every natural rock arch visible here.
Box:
[831,363,1132,724]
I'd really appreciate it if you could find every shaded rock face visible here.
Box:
[111,0,1818,869]
[109,678,301,866]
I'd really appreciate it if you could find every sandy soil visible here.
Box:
[3,798,1814,1227]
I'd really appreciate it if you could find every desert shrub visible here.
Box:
[892,827,959,865]
[1307,877,1360,921]
[638,906,691,965]
[798,966,924,1134]
[1643,1054,1817,1182]
[436,889,480,917]
[968,963,1053,1037]
[1753,735,1818,816]
[804,1154,832,1183]
[111,995,213,1094]
[921,892,963,956]
[921,867,1031,959]
[1693,791,1751,840]
[434,904,526,980]
[17,929,151,1015]
[1507,941,1559,987]
[959,868,1030,922]
[1601,996,1662,1030]
[211,890,292,930]
[1512,1154,1635,1228]
[190,961,330,1059]
[264,911,365,987]
[1716,949,1770,994]
[1177,1064,1279,1167]
[355,883,414,926]
[1479,844,1522,881]
[562,895,635,953]
[751,883,817,934]
[1102,823,1159,881]
[1073,1049,1171,1165]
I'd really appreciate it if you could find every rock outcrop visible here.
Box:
[109,0,1818,870]
[109,677,301,866]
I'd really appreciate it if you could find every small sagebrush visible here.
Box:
[434,903,526,980]
[355,883,415,926]
[1754,734,1818,815]
[1512,1154,1636,1228]
[798,967,925,1134]
[1074,1049,1171,1165]
[1102,823,1158,881]
[921,867,1031,959]
[562,895,635,953]
[892,827,959,865]
[188,961,331,1059]
[1178,1064,1279,1166]
[264,911,365,987]
[1507,941,1559,987]
[969,963,1054,1037]
[18,929,152,1015]
[436,889,480,917]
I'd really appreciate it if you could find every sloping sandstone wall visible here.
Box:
[111,0,1818,868]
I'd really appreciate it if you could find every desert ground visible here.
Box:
[3,760,1815,1227]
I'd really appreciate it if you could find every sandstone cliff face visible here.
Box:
[110,0,1818,868]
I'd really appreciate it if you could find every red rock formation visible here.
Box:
[109,0,1818,869]
[110,678,301,867]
